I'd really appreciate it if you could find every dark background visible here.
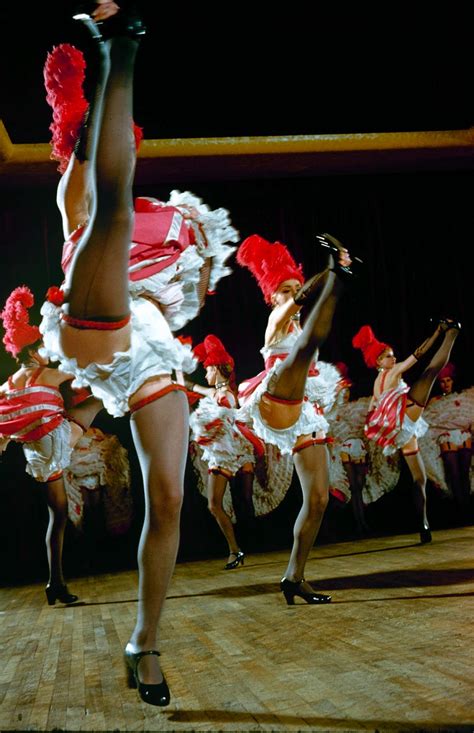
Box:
[0,4,473,585]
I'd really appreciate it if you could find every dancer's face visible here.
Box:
[377,348,396,369]
[205,365,218,386]
[271,279,301,307]
[439,376,454,394]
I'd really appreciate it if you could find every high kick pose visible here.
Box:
[236,232,354,605]
[38,4,187,707]
[352,319,461,543]
[188,335,261,569]
[0,286,85,605]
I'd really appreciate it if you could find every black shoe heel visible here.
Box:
[124,648,170,707]
[419,527,432,544]
[224,550,245,570]
[72,7,104,43]
[45,583,79,606]
[316,232,363,280]
[280,577,332,605]
[438,318,462,332]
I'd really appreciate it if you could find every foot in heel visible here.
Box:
[224,550,245,570]
[124,646,170,706]
[280,577,331,605]
[45,583,79,605]
[419,527,432,544]
[316,232,362,279]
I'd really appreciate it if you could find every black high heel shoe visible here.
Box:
[419,527,432,544]
[280,577,332,605]
[316,232,363,280]
[124,648,170,707]
[438,318,462,332]
[45,583,79,606]
[73,2,146,41]
[224,550,245,570]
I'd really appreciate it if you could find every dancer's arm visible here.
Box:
[265,299,301,346]
[390,324,443,379]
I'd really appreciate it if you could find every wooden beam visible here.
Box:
[1,121,474,187]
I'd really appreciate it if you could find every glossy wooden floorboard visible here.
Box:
[1,526,473,732]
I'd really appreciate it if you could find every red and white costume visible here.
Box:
[0,368,73,482]
[40,192,238,417]
[189,390,257,476]
[237,326,340,455]
[364,376,428,456]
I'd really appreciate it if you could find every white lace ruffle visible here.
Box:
[39,297,197,418]
[306,360,342,413]
[22,420,73,482]
[189,397,255,474]
[168,189,239,293]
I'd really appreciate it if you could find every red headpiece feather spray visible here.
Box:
[236,234,304,305]
[352,325,391,369]
[44,43,143,174]
[193,334,235,369]
[1,286,41,358]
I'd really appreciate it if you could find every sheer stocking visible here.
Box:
[66,37,139,320]
[283,443,329,590]
[403,451,429,529]
[44,477,69,586]
[207,472,240,555]
[408,329,459,412]
[269,270,343,401]
[127,390,188,684]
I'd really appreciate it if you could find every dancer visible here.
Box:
[41,4,236,708]
[352,319,461,543]
[188,334,260,569]
[236,232,353,605]
[0,286,83,605]
[39,6,183,707]
[422,363,473,518]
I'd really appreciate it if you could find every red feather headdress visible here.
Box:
[194,334,234,369]
[1,286,41,358]
[352,325,390,369]
[44,43,143,174]
[236,234,304,305]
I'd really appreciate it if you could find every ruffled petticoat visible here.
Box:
[39,296,197,418]
[340,437,367,460]
[189,398,255,475]
[22,420,73,482]
[237,361,329,455]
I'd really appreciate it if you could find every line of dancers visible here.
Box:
[0,0,467,708]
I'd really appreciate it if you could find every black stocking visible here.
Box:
[408,330,459,408]
[343,462,369,534]
[44,477,69,586]
[66,37,139,320]
[270,270,344,401]
[403,451,429,530]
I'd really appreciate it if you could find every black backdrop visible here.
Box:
[0,167,472,585]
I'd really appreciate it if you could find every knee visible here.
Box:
[208,499,223,518]
[148,482,183,523]
[307,489,329,518]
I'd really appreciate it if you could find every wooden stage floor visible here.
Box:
[1,526,473,732]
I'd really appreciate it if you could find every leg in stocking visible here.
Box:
[343,461,369,535]
[403,450,431,542]
[407,329,460,417]
[270,270,343,403]
[44,477,70,587]
[207,471,241,562]
[283,443,330,593]
[126,390,188,685]
[60,36,140,364]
